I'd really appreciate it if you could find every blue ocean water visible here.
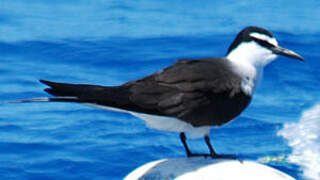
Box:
[0,1,319,179]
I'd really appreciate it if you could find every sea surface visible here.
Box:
[0,1,319,180]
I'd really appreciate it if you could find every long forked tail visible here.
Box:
[0,97,79,104]
[39,79,132,106]
[40,79,105,97]
[39,79,121,104]
[1,79,118,104]
[0,79,86,104]
[2,79,137,113]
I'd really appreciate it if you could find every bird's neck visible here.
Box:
[226,42,277,96]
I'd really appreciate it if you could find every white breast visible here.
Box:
[226,41,278,96]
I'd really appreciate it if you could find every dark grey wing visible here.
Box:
[125,58,251,126]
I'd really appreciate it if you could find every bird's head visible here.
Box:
[226,26,304,68]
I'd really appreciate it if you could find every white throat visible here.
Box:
[226,41,278,96]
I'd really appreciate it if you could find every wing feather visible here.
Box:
[124,58,250,126]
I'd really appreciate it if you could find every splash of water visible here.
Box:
[278,104,320,180]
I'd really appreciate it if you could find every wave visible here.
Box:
[278,104,320,180]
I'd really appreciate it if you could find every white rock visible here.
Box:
[125,157,295,180]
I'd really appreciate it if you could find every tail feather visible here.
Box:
[0,97,79,104]
[3,79,162,116]
[39,79,106,97]
[39,79,131,106]
[2,79,145,114]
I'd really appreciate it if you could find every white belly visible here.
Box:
[131,112,212,138]
[86,103,211,138]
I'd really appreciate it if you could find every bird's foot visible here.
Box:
[187,153,238,160]
[211,154,238,160]
[187,153,213,158]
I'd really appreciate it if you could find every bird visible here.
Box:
[15,26,304,158]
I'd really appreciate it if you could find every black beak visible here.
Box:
[271,46,305,61]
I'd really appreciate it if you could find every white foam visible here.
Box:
[278,103,320,180]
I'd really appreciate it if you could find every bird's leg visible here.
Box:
[180,132,193,157]
[180,132,237,158]
[180,132,211,158]
[205,135,238,159]
[204,135,217,157]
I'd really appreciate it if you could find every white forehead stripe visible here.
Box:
[249,32,278,46]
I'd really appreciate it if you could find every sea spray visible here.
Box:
[278,104,320,180]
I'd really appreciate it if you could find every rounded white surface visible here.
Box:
[124,157,295,180]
